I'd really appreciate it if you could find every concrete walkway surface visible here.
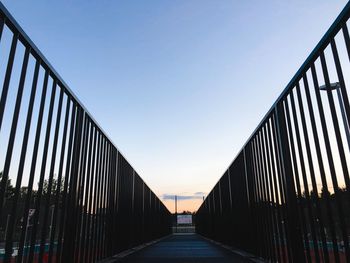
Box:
[115,234,256,263]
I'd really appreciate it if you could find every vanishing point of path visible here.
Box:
[116,234,255,263]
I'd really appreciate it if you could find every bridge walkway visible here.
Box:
[115,234,255,263]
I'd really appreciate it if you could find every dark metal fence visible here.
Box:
[196,2,350,263]
[0,3,171,263]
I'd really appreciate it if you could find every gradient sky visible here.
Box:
[2,0,348,212]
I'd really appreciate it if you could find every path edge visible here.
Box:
[98,234,172,263]
[198,234,266,263]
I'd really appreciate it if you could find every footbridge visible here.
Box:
[0,1,350,263]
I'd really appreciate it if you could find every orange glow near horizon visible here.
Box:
[162,198,203,214]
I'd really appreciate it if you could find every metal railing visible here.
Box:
[0,3,171,263]
[196,2,350,263]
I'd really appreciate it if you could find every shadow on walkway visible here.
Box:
[116,234,255,263]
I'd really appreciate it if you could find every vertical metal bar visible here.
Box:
[95,135,103,260]
[133,170,137,243]
[61,107,84,262]
[97,137,106,260]
[0,16,5,43]
[271,112,294,262]
[262,125,282,263]
[310,62,341,262]
[253,136,265,258]
[248,140,260,256]
[245,143,259,255]
[112,149,118,247]
[92,133,102,262]
[105,143,114,256]
[265,122,283,262]
[320,52,350,259]
[142,181,145,243]
[303,71,331,262]
[263,126,281,262]
[89,131,101,263]
[211,184,216,239]
[257,130,276,261]
[243,148,251,209]
[336,88,350,152]
[71,111,87,260]
[56,103,76,263]
[289,88,319,262]
[274,101,306,262]
[100,141,109,258]
[48,98,71,263]
[250,143,259,253]
[4,57,39,263]
[254,133,269,259]
[266,119,287,262]
[256,133,271,260]
[0,33,18,132]
[103,144,110,255]
[218,180,223,216]
[251,138,266,258]
[337,26,350,136]
[28,79,57,263]
[114,150,119,251]
[84,126,97,263]
[16,69,49,263]
[63,106,84,260]
[111,148,117,252]
[110,147,116,253]
[296,80,333,262]
[1,47,29,262]
[0,36,20,218]
[38,87,64,263]
[342,23,350,62]
[285,95,314,263]
[79,121,94,263]
[330,38,350,190]
[73,116,89,262]
[105,144,114,257]
[227,168,233,210]
[105,143,112,256]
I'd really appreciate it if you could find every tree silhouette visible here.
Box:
[0,171,15,200]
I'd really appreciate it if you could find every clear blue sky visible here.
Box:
[2,0,348,212]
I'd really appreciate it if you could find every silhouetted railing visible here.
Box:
[196,2,350,263]
[0,3,171,263]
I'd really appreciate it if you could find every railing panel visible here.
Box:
[196,2,350,262]
[0,3,172,263]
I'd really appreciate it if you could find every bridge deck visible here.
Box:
[117,234,253,263]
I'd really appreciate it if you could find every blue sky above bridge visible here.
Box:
[1,0,348,212]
